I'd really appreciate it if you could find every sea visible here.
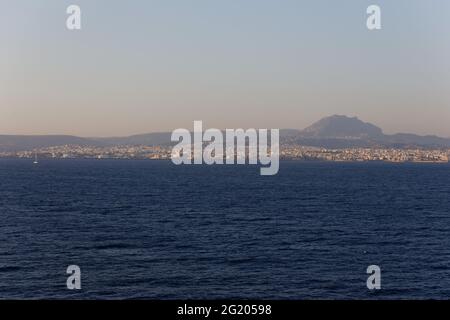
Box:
[1,159,450,299]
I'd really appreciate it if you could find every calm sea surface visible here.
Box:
[1,159,450,299]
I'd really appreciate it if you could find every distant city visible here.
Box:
[1,144,448,163]
[1,115,450,163]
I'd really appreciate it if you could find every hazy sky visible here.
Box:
[1,0,450,137]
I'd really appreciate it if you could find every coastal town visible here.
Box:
[0,144,448,163]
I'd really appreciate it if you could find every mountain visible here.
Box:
[291,115,450,149]
[0,135,102,152]
[382,133,450,148]
[1,115,450,151]
[301,115,383,138]
[93,132,172,146]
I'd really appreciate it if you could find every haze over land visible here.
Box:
[1,115,450,152]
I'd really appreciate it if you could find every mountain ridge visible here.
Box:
[1,115,450,151]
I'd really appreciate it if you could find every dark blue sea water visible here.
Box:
[1,159,450,299]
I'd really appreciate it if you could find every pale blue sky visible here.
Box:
[1,0,450,137]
